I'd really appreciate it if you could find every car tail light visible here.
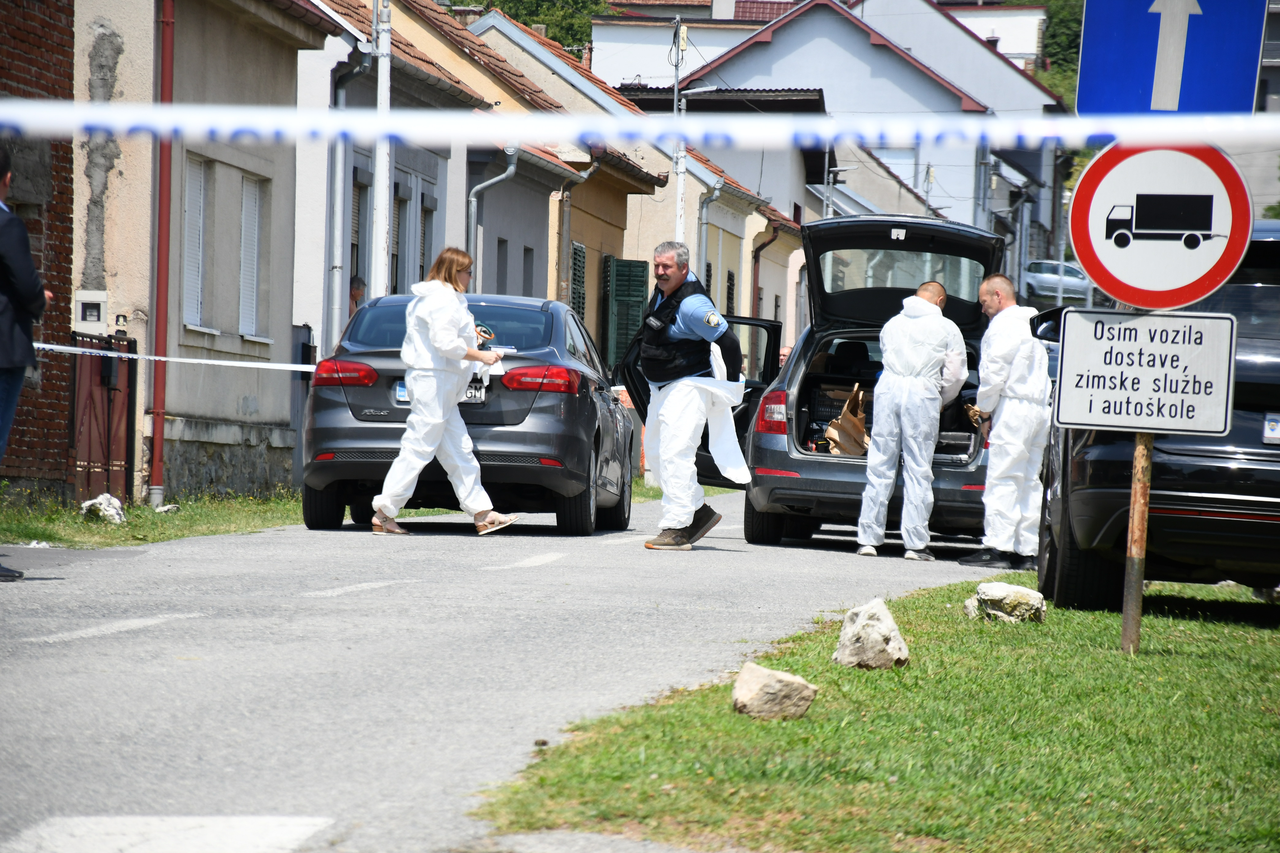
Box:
[755,467,800,477]
[502,365,581,394]
[961,484,984,491]
[314,452,336,461]
[754,390,788,434]
[539,457,564,467]
[313,358,379,387]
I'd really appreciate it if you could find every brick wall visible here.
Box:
[1,0,77,502]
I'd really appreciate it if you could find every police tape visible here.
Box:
[35,342,317,373]
[5,100,1280,150]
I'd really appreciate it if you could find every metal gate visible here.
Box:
[71,334,137,502]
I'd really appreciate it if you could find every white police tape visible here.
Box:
[4,100,1280,150]
[36,342,317,373]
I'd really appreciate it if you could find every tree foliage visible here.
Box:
[489,0,610,57]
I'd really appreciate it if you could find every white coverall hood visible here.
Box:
[976,303,1052,556]
[400,280,478,374]
[856,296,968,551]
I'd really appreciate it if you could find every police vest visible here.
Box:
[640,278,713,385]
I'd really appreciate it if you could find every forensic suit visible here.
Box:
[976,304,1051,557]
[641,275,750,531]
[856,295,967,552]
[372,280,494,520]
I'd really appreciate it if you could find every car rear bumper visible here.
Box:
[746,433,987,531]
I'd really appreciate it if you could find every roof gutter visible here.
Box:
[467,146,518,277]
[751,222,782,318]
[697,179,722,285]
[557,159,601,306]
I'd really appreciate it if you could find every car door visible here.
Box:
[615,315,782,490]
[566,314,618,494]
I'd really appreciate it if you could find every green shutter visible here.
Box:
[571,242,587,322]
[725,270,737,316]
[605,256,649,367]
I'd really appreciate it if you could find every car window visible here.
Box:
[345,301,555,351]
[569,315,608,377]
[1179,283,1280,340]
[816,247,985,302]
[1065,266,1086,279]
[1028,262,1049,274]
[565,315,588,361]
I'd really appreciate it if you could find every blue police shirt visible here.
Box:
[653,271,727,343]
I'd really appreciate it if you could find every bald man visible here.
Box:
[959,274,1051,570]
[856,281,967,561]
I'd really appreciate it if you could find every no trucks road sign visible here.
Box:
[1070,144,1252,310]
[1054,309,1236,436]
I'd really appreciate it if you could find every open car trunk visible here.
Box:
[791,332,982,466]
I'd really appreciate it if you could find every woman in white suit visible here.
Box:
[371,247,518,536]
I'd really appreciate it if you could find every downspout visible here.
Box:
[467,146,518,288]
[325,47,372,356]
[556,158,600,304]
[697,179,722,285]
[149,0,174,508]
[751,223,782,318]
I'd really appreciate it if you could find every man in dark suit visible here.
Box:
[0,146,52,582]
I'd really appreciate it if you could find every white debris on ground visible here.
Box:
[80,493,125,524]
[154,504,180,514]
[963,582,1046,623]
[26,540,52,548]
[832,598,910,669]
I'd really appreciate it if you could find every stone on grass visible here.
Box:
[80,493,125,524]
[732,661,818,720]
[832,598,909,669]
[963,582,1045,623]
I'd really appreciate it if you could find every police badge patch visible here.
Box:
[703,312,721,327]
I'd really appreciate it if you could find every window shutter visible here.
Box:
[391,199,401,257]
[182,157,204,326]
[606,257,649,367]
[726,270,736,316]
[570,241,587,321]
[351,187,360,243]
[238,176,260,336]
[420,207,429,281]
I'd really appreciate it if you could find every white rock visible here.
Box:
[154,504,181,514]
[832,598,909,669]
[80,493,125,524]
[963,582,1046,624]
[731,661,818,720]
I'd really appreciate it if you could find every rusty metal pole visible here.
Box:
[1122,431,1154,654]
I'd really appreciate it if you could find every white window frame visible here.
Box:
[238,176,261,337]
[182,156,206,328]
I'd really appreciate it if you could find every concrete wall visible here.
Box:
[590,20,755,88]
[471,156,558,301]
[709,147,806,226]
[948,7,1045,65]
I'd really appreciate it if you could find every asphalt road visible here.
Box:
[0,495,990,853]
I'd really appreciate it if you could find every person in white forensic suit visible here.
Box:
[856,281,967,561]
[371,247,518,536]
[959,274,1052,570]
[641,241,750,551]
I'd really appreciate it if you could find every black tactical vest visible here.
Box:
[639,278,713,385]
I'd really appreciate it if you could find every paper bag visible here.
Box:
[825,383,868,456]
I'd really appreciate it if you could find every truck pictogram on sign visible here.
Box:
[1104,194,1215,250]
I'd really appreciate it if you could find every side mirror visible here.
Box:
[1031,306,1065,343]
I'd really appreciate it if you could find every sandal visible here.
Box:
[475,511,519,535]
[372,510,409,535]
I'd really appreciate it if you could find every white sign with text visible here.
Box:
[1055,309,1236,435]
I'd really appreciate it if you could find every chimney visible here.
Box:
[532,23,547,36]
[450,5,484,25]
[582,43,593,69]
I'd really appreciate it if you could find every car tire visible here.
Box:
[1036,483,1057,596]
[349,500,374,526]
[556,447,598,536]
[782,517,818,540]
[743,493,783,545]
[303,483,345,530]
[1054,498,1123,610]
[597,445,632,531]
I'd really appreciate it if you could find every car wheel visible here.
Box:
[349,500,374,526]
[1036,483,1057,596]
[303,483,345,530]
[1054,498,1123,610]
[556,447,598,536]
[743,493,783,545]
[597,444,632,531]
[782,517,818,540]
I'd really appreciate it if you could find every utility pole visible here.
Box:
[672,17,687,242]
[369,0,393,298]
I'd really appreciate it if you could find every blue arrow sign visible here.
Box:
[1077,0,1268,115]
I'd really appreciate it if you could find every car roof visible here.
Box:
[365,293,561,312]
[1252,219,1280,242]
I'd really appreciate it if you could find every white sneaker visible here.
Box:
[904,548,936,562]
[857,545,877,557]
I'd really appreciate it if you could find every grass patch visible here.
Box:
[632,477,737,504]
[0,490,453,549]
[477,572,1280,852]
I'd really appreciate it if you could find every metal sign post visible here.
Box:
[1122,431,1153,653]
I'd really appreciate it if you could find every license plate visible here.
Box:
[461,381,487,404]
[1265,412,1280,445]
[394,381,410,405]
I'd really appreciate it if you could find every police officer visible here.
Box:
[641,241,749,550]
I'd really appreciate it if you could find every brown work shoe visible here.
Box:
[644,528,693,551]
[682,503,723,544]
[372,510,409,535]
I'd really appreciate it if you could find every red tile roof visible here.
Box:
[394,0,565,112]
[322,0,487,104]
[680,0,988,113]
[733,0,797,22]
[757,202,801,236]
[267,0,348,37]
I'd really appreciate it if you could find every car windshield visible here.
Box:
[817,248,985,302]
[1177,283,1280,340]
[345,301,555,350]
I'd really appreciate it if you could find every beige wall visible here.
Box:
[73,2,158,499]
